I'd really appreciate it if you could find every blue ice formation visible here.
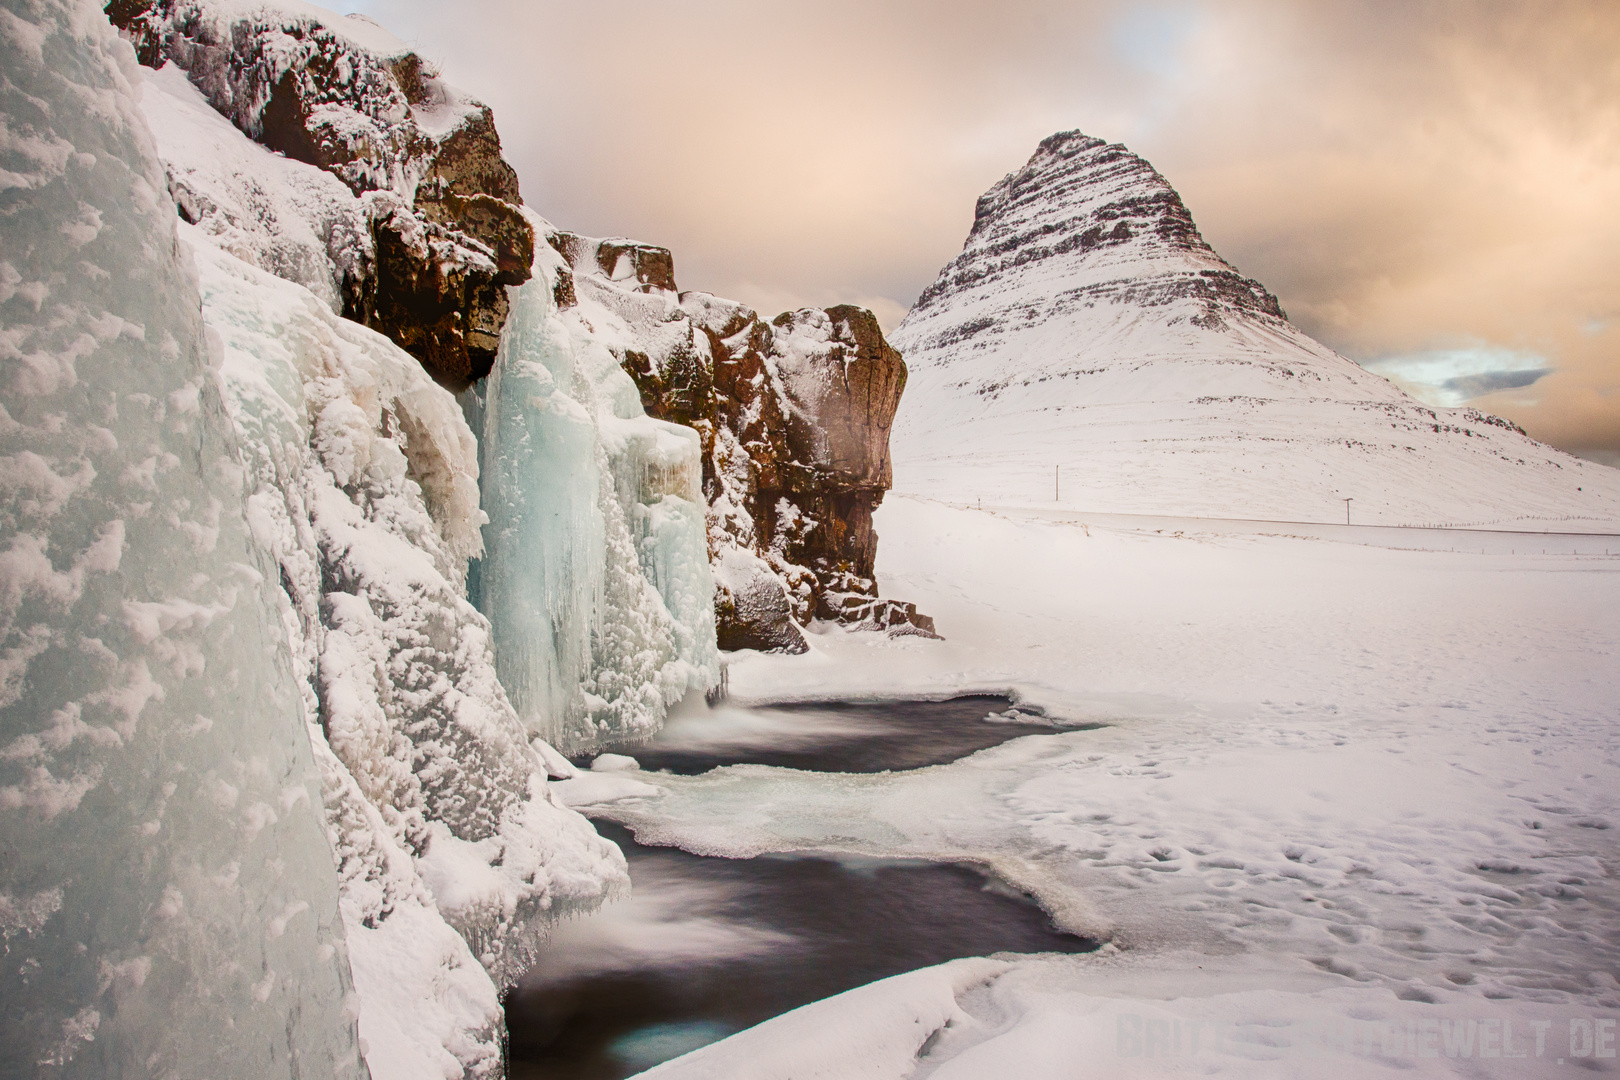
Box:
[470,218,719,753]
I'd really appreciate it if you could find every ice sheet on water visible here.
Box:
[0,4,361,1073]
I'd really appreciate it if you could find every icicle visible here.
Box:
[474,212,719,752]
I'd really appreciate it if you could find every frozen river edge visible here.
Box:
[558,495,1620,1078]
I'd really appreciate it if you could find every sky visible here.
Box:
[349,0,1620,465]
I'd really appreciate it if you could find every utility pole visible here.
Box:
[1343,497,1353,525]
[1055,464,1060,502]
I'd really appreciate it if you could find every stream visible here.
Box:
[509,696,1099,1079]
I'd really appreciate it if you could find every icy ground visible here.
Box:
[562,493,1620,1077]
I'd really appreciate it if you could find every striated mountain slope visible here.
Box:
[892,131,1620,528]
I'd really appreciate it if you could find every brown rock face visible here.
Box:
[546,230,936,649]
[366,199,514,389]
[594,240,678,293]
[105,0,532,390]
[771,305,904,489]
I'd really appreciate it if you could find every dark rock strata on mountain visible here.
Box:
[107,0,531,390]
[548,229,936,651]
[909,131,1286,334]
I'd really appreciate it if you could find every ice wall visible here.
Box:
[0,3,364,1075]
[474,215,719,753]
[194,231,629,1075]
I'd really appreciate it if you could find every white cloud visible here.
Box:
[1359,344,1553,408]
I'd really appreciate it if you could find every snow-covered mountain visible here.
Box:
[892,131,1620,528]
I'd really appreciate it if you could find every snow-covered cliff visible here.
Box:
[544,230,935,652]
[892,131,1620,527]
[4,0,724,1076]
[112,0,535,391]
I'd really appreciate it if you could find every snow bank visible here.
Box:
[641,958,1011,1079]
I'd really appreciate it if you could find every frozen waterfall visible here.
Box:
[5,1,722,1074]
[471,215,719,753]
[0,4,363,1074]
[193,233,628,1076]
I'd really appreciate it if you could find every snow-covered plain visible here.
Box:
[565,493,1620,1077]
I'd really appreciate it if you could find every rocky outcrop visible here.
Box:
[107,0,929,649]
[106,0,532,390]
[548,229,936,650]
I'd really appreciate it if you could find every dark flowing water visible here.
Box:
[577,694,1090,775]
[513,698,1099,1078]
[506,822,1096,1080]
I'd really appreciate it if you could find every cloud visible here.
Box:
[1360,343,1552,407]
[1440,369,1552,400]
[350,0,1620,461]
[1109,4,1203,78]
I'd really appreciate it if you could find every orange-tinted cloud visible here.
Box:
[351,0,1620,460]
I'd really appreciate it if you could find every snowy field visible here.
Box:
[562,492,1620,1077]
